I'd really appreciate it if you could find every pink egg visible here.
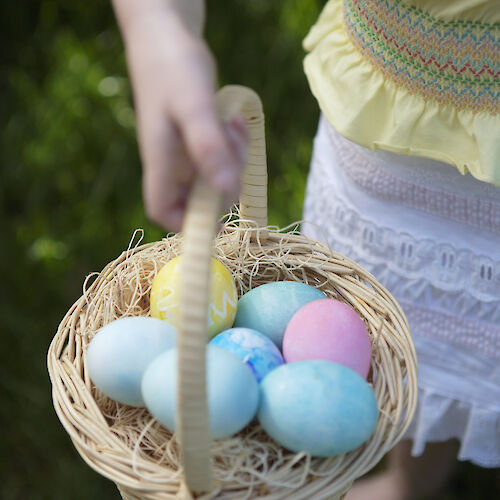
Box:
[282,299,371,378]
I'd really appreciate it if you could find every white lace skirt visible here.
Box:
[302,116,500,468]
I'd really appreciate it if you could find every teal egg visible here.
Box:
[258,361,378,457]
[141,345,259,439]
[234,281,326,348]
[87,316,176,407]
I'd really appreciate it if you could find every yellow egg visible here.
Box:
[150,256,238,338]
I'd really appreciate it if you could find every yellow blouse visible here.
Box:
[303,0,500,185]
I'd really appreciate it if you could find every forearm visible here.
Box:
[111,0,205,41]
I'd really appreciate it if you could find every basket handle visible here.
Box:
[216,85,267,228]
[177,85,266,495]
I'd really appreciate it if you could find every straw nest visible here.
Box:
[48,215,417,500]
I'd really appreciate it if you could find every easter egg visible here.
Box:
[258,361,378,457]
[283,299,371,378]
[150,256,238,338]
[142,345,259,439]
[234,281,326,348]
[210,328,284,382]
[87,316,176,407]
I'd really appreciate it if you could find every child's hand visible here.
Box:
[112,0,247,231]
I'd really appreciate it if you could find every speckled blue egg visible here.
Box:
[210,328,284,382]
[87,317,176,407]
[234,281,326,348]
[258,361,378,457]
[141,345,259,439]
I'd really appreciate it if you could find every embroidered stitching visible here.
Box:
[325,124,500,235]
[343,0,500,114]
[401,301,500,361]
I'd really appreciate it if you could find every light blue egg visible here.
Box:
[258,361,378,457]
[141,345,260,439]
[210,328,284,382]
[87,316,176,407]
[234,281,326,348]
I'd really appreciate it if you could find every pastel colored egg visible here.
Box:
[150,256,238,338]
[258,360,378,457]
[283,299,371,379]
[87,316,176,407]
[141,345,259,439]
[234,281,326,348]
[210,328,284,382]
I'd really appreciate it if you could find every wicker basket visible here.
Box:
[48,86,417,500]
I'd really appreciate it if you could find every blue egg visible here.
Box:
[87,317,176,407]
[210,328,284,382]
[141,345,259,439]
[234,281,326,348]
[258,361,378,457]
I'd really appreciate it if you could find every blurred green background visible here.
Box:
[0,1,496,499]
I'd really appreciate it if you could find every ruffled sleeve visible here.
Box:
[303,0,500,186]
